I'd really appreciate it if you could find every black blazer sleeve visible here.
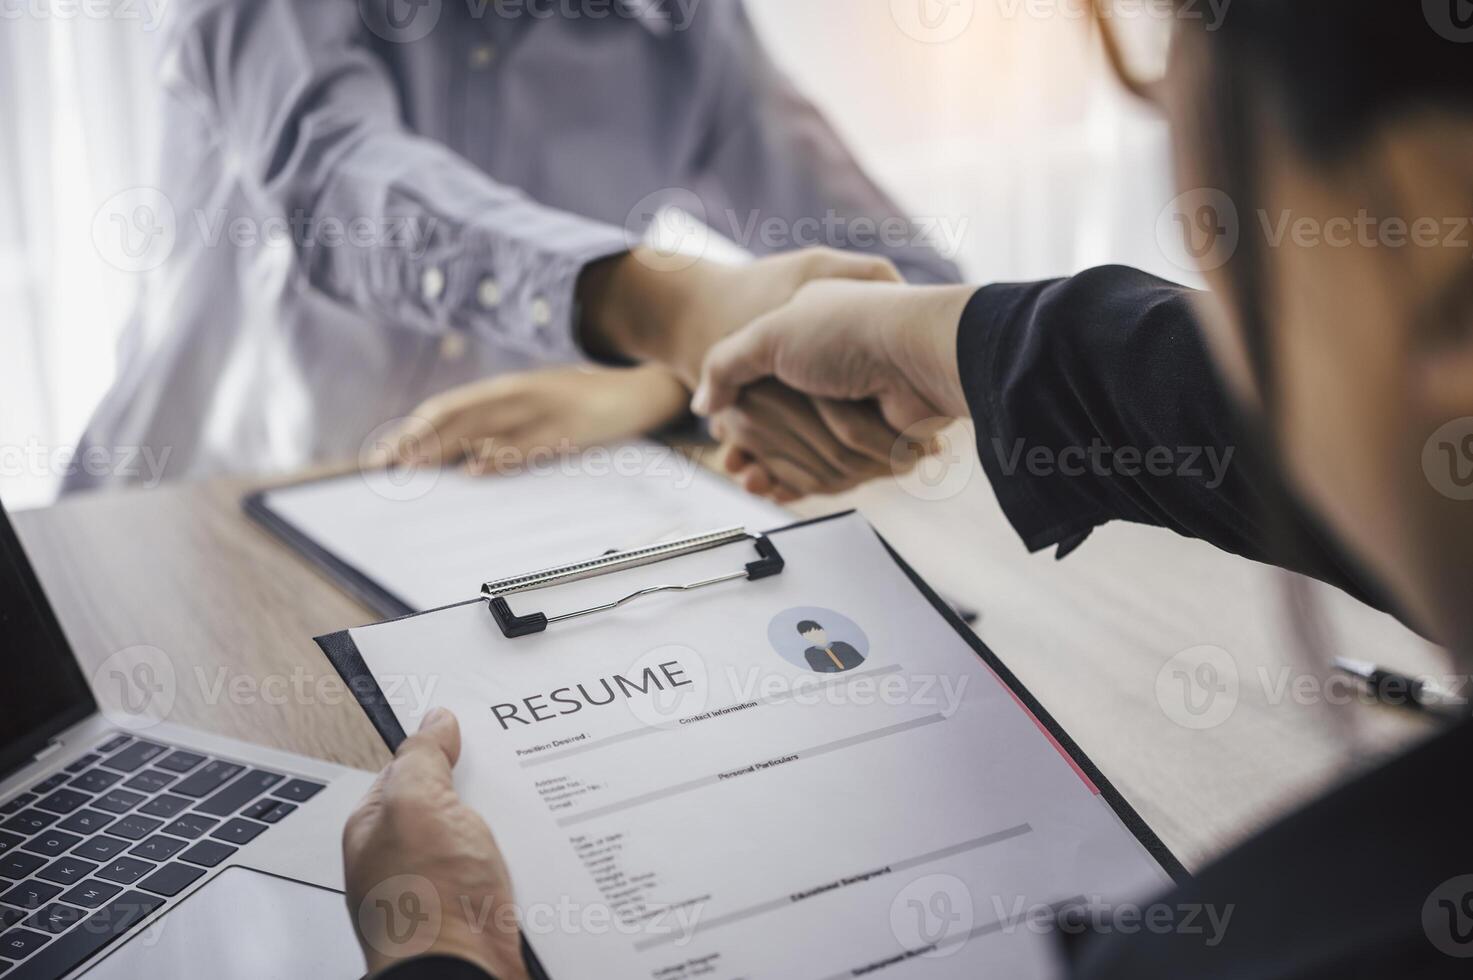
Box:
[376,955,496,980]
[957,264,1398,617]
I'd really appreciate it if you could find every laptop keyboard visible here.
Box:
[0,734,325,979]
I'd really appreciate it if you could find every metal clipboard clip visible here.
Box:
[483,526,785,638]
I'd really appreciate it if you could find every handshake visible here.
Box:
[389,246,977,501]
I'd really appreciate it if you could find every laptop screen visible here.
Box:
[0,499,96,780]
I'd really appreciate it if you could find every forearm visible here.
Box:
[957,265,1394,611]
[172,0,625,358]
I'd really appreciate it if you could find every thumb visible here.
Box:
[395,707,462,776]
[691,321,778,416]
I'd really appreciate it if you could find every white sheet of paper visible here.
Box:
[262,441,787,611]
[348,513,1173,979]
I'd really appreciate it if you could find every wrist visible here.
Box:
[884,284,974,419]
[576,250,718,380]
[365,923,528,980]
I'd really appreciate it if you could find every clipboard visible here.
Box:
[316,510,1187,877]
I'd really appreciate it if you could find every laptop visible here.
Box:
[0,498,375,979]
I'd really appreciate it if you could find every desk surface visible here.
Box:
[13,433,1444,870]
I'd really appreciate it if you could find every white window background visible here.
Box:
[0,0,1192,510]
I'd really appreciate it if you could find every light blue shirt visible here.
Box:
[76,0,960,487]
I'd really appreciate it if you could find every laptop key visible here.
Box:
[153,751,206,774]
[129,835,186,862]
[171,761,243,798]
[0,879,61,911]
[57,809,114,835]
[274,779,326,803]
[161,813,218,840]
[0,795,35,817]
[4,890,163,979]
[0,929,49,960]
[60,880,122,909]
[0,833,22,856]
[28,774,67,795]
[34,789,90,816]
[96,857,154,886]
[64,754,100,774]
[138,795,189,819]
[99,740,166,774]
[1,810,56,836]
[106,815,163,842]
[68,768,122,794]
[209,819,267,846]
[178,840,236,869]
[20,831,81,858]
[197,770,283,817]
[138,862,206,898]
[94,790,146,814]
[124,770,175,794]
[239,798,276,820]
[96,735,132,754]
[36,855,98,886]
[71,836,130,863]
[0,853,45,880]
[259,802,297,824]
[0,905,23,930]
[24,902,87,936]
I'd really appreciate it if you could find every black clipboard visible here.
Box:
[315,511,1187,977]
[245,481,416,618]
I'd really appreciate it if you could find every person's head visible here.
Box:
[797,620,828,647]
[1098,2,1473,652]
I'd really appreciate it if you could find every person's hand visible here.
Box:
[373,364,689,472]
[692,279,978,431]
[343,709,528,980]
[708,381,918,502]
[578,247,906,385]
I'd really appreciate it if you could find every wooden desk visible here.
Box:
[12,433,1444,870]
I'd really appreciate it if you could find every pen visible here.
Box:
[1332,657,1469,717]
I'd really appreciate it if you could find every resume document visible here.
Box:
[346,513,1173,978]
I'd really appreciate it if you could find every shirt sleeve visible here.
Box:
[375,955,497,980]
[686,3,963,286]
[166,0,629,362]
[957,264,1399,616]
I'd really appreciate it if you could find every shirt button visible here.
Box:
[477,277,502,309]
[421,267,446,302]
[530,297,552,328]
[469,44,496,70]
[439,331,468,362]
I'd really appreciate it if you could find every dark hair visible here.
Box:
[796,620,823,634]
[1188,3,1473,416]
[1181,5,1467,645]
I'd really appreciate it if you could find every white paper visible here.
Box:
[262,441,788,611]
[349,513,1173,979]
